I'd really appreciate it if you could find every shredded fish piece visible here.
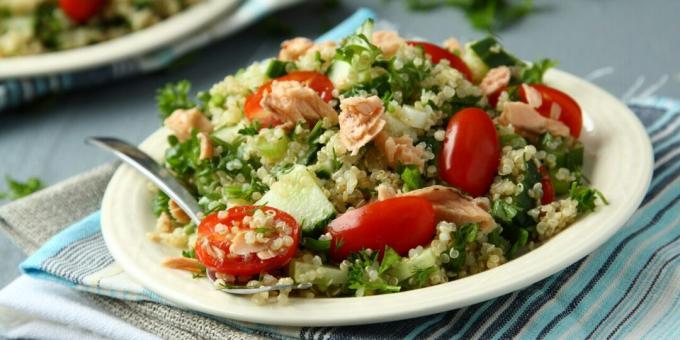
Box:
[168,200,191,224]
[338,96,386,155]
[480,66,511,96]
[164,108,213,141]
[161,257,204,274]
[372,30,405,58]
[197,132,213,160]
[261,80,338,125]
[499,101,570,137]
[278,37,313,61]
[402,185,496,233]
[374,131,426,171]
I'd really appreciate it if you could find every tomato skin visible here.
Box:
[539,166,555,204]
[438,108,500,197]
[244,71,334,128]
[407,41,473,82]
[59,0,106,23]
[194,206,300,276]
[519,84,583,138]
[327,197,436,261]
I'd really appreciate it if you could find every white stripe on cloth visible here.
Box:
[0,276,158,340]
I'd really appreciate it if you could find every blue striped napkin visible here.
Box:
[0,0,303,112]
[18,13,680,339]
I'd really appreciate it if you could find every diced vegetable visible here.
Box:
[257,165,335,236]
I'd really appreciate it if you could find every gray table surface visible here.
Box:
[0,0,678,289]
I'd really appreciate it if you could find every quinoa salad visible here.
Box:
[0,0,201,57]
[149,20,607,304]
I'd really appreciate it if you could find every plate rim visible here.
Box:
[100,68,653,326]
[0,0,238,78]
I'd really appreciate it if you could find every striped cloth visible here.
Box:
[0,0,302,112]
[8,9,680,337]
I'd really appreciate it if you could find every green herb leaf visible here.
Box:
[34,3,63,50]
[508,227,529,258]
[346,250,401,295]
[569,183,608,213]
[400,165,423,192]
[152,191,170,217]
[182,249,196,259]
[405,0,534,31]
[491,199,519,223]
[302,237,331,252]
[408,266,437,288]
[0,176,44,200]
[156,80,195,119]
[238,121,261,136]
[519,59,558,84]
[379,247,402,274]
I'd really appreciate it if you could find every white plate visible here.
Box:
[0,0,238,78]
[100,69,653,327]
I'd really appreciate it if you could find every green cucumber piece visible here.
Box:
[327,60,352,89]
[289,260,347,291]
[257,165,335,236]
[469,37,521,68]
[391,248,440,281]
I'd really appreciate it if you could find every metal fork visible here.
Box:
[86,137,312,295]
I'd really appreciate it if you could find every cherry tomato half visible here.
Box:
[327,196,436,261]
[407,41,473,82]
[59,0,106,23]
[195,206,300,276]
[519,84,583,138]
[539,166,555,204]
[438,108,500,197]
[244,71,334,128]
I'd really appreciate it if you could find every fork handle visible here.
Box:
[86,137,202,225]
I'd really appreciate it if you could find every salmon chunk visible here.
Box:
[372,30,405,58]
[480,66,511,96]
[261,80,338,125]
[499,101,570,137]
[164,108,213,142]
[521,84,543,109]
[403,185,496,233]
[374,131,426,171]
[338,96,386,155]
[278,37,314,61]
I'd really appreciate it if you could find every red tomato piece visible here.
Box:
[438,108,500,197]
[327,197,436,261]
[59,0,106,23]
[244,71,334,128]
[407,41,473,82]
[539,166,555,204]
[194,206,300,276]
[519,84,583,138]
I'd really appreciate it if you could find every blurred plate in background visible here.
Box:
[0,0,238,78]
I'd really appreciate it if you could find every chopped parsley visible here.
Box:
[238,121,261,136]
[156,80,195,119]
[0,176,44,201]
[152,191,170,217]
[518,59,558,84]
[182,248,196,259]
[400,165,423,192]
[569,183,608,214]
[403,0,535,32]
[346,248,402,295]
